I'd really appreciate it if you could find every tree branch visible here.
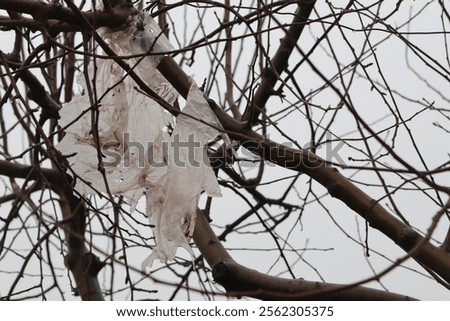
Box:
[0,0,136,34]
[242,1,315,124]
[0,159,63,184]
[1,50,61,122]
[59,190,105,301]
[194,209,415,300]
[0,160,105,300]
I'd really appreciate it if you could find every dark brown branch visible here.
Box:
[1,51,61,122]
[0,0,136,34]
[194,209,415,300]
[233,128,450,285]
[442,229,450,253]
[0,159,63,184]
[0,0,133,25]
[59,191,105,301]
[242,1,315,124]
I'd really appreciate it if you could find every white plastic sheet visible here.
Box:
[57,12,223,270]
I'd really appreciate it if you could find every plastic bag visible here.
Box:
[57,11,223,270]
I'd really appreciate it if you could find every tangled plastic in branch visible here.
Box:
[57,12,223,270]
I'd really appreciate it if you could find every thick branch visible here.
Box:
[0,0,136,33]
[0,159,64,184]
[242,1,315,124]
[1,51,61,122]
[194,210,415,300]
[59,191,105,301]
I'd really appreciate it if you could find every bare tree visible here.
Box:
[0,0,449,301]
